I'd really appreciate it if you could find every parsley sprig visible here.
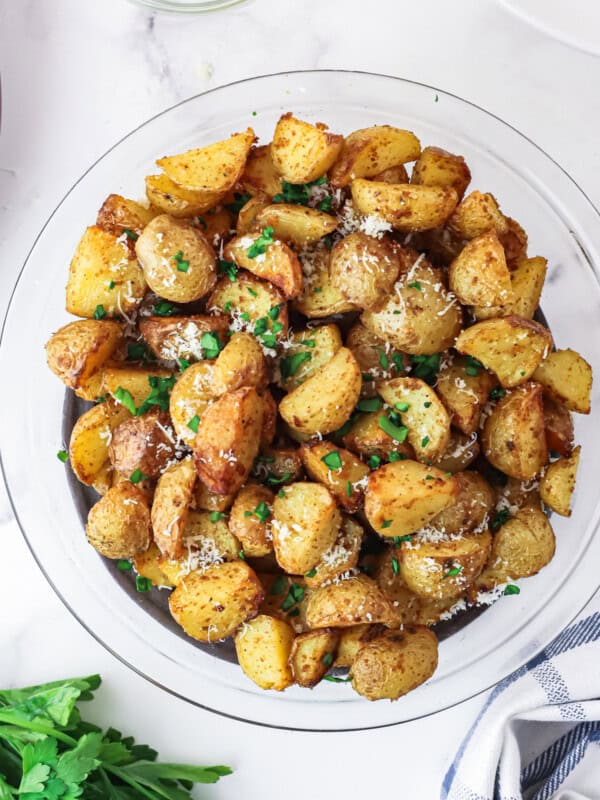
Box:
[272,176,327,206]
[247,227,275,258]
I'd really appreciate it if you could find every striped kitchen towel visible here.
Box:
[442,592,600,800]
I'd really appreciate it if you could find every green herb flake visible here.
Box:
[378,415,409,443]
[247,287,258,297]
[424,401,432,408]
[520,370,526,376]
[270,575,288,595]
[392,353,405,372]
[273,177,326,206]
[321,451,343,471]
[435,93,439,102]
[153,300,178,316]
[280,351,312,379]
[129,468,148,484]
[346,481,353,498]
[381,520,392,529]
[265,471,293,487]
[278,489,286,499]
[489,386,506,401]
[357,397,383,413]
[425,474,434,481]
[410,353,441,385]
[117,559,132,571]
[368,454,382,469]
[196,216,207,230]
[321,652,334,667]
[218,259,238,282]
[313,287,323,293]
[393,535,412,547]
[323,675,352,683]
[108,280,116,290]
[443,566,463,579]
[377,348,390,370]
[123,227,138,241]
[207,511,225,523]
[247,226,275,258]
[491,508,511,531]
[281,582,305,611]
[407,281,422,291]
[126,342,147,362]
[305,568,317,578]
[187,415,200,434]
[93,304,106,320]
[57,449,68,463]
[395,401,410,412]
[225,192,251,213]
[241,311,251,322]
[136,374,176,416]
[135,575,152,592]
[391,557,400,576]
[421,435,430,448]
[223,301,232,312]
[503,584,521,596]
[201,331,224,359]
[179,357,191,372]
[172,250,190,272]
[388,451,406,462]
[114,386,137,415]
[237,549,246,560]
[268,304,281,320]
[465,356,483,377]
[252,502,271,523]
[318,196,333,212]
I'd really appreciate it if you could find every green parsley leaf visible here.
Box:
[489,386,506,401]
[238,550,246,560]
[424,400,432,408]
[93,304,106,320]
[129,469,148,484]
[503,584,521,596]
[247,287,258,297]
[368,454,382,469]
[491,508,511,531]
[443,566,463,579]
[135,575,152,592]
[357,397,383,413]
[57,449,68,463]
[136,375,176,415]
[218,259,238,282]
[377,348,390,370]
[321,652,334,667]
[435,93,439,102]
[268,304,281,320]
[281,583,305,611]
[116,560,132,572]
[108,280,116,290]
[323,675,352,683]
[126,341,148,361]
[252,502,271,523]
[392,353,405,372]
[346,481,353,498]
[172,250,190,272]
[388,451,406,462]
[123,228,138,241]
[410,353,440,385]
[247,226,275,258]
[265,471,293,487]
[381,520,392,529]
[393,535,412,547]
[208,512,226,523]
[196,215,207,230]
[223,301,232,313]
[321,451,343,471]
[378,415,409,442]
[280,351,312,379]
[187,415,200,434]
[391,557,400,575]
[421,435,430,447]
[465,355,483,376]
[270,576,288,595]
[277,489,286,499]
[201,331,224,359]
[153,300,179,316]
[114,386,137,415]
[225,192,251,213]
[179,357,191,371]
[407,280,422,291]
[395,401,410,412]
[318,196,333,212]
[305,568,317,578]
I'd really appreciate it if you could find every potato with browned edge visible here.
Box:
[151,458,197,559]
[351,180,458,232]
[533,349,593,414]
[68,398,131,485]
[411,146,471,200]
[428,471,495,535]
[435,356,496,435]
[211,332,267,396]
[293,247,358,318]
[289,628,340,687]
[543,395,574,456]
[449,230,514,307]
[306,574,400,629]
[86,483,151,558]
[229,484,274,557]
[108,410,176,480]
[540,446,581,517]
[254,204,338,247]
[139,315,230,362]
[330,126,421,188]
[96,194,156,238]
[169,560,264,642]
[329,232,401,311]
[224,232,303,298]
[240,144,283,198]
[304,516,363,589]
[300,441,370,512]
[276,324,342,391]
[271,114,343,184]
[235,614,295,690]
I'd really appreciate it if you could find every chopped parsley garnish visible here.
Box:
[272,177,327,206]
[392,352,405,372]
[346,481,353,498]
[136,375,176,415]
[187,415,200,434]
[56,449,68,463]
[241,311,251,322]
[210,511,226,523]
[333,416,355,438]
[251,502,271,523]
[223,301,232,313]
[225,192,251,213]
[381,520,392,529]
[153,300,179,316]
[377,348,390,370]
[93,304,106,320]
[303,338,316,348]
[321,652,334,667]
[489,386,506,401]
[305,568,317,578]
[388,451,406,462]
[465,356,483,377]
[126,342,148,361]
[254,317,269,335]
[247,226,275,258]
[424,401,432,408]
[395,401,410,412]
[270,575,288,595]
[268,304,281,320]
[318,196,333,212]
[179,357,191,371]
[265,471,292,486]
[313,287,323,293]
[238,549,246,560]
[421,435,430,448]
[218,259,238,281]
[503,584,520,596]
[362,373,375,382]
[114,386,137,415]
[321,451,343,471]
[201,331,224,359]
[278,489,286,498]
[281,582,305,611]
[490,508,511,531]
[357,397,383,413]
[378,415,409,442]
[135,575,152,592]
[96,395,106,404]
[435,93,439,102]
[123,228,138,241]
[443,565,463,579]
[172,250,190,272]
[280,351,312,379]
[117,559,132,571]
[520,370,526,376]
[108,280,116,290]
[407,281,422,291]
[247,287,258,297]
[425,474,434,481]
[391,557,400,576]
[410,353,440,385]
[393,535,412,547]
[129,469,149,484]
[323,675,352,683]
[368,454,382,469]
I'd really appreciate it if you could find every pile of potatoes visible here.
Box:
[46,114,592,701]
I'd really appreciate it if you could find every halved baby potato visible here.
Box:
[208,271,289,343]
[329,232,401,310]
[351,180,458,232]
[435,355,496,435]
[305,574,400,629]
[411,146,471,200]
[293,246,358,318]
[240,144,283,198]
[139,314,230,362]
[540,446,580,517]
[276,324,342,391]
[96,194,156,238]
[474,256,547,321]
[448,190,508,240]
[86,483,151,559]
[151,457,197,559]
[210,332,267,396]
[304,516,363,589]
[145,173,223,218]
[449,230,514,307]
[228,484,275,558]
[271,114,343,183]
[289,628,340,688]
[533,349,593,414]
[235,614,295,690]
[168,361,214,445]
[254,204,338,247]
[102,365,173,407]
[300,441,370,513]
[224,231,303,298]
[330,126,421,188]
[108,410,176,480]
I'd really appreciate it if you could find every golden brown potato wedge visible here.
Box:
[448,190,508,240]
[477,506,556,589]
[351,180,458,232]
[474,256,547,321]
[108,410,176,479]
[435,356,496,435]
[481,382,548,480]
[455,316,553,388]
[145,173,223,218]
[543,395,574,456]
[361,250,462,355]
[272,482,341,574]
[345,322,403,388]
[254,204,338,247]
[68,398,131,485]
[293,246,358,318]
[533,349,593,414]
[289,628,340,687]
[139,314,230,362]
[228,484,275,558]
[258,574,312,632]
[102,365,173,407]
[279,347,361,437]
[329,232,401,310]
[364,460,458,537]
[334,624,376,667]
[351,626,438,701]
[151,457,197,559]
[303,516,363,589]
[194,481,234,513]
[210,332,267,396]
[341,411,414,461]
[540,446,580,517]
[330,126,421,188]
[235,614,295,690]
[434,430,480,473]
[168,361,214,445]
[252,447,304,487]
[135,215,217,303]
[300,442,370,513]
[180,510,241,562]
[306,574,400,629]
[224,231,303,298]
[428,471,494,535]
[66,226,146,319]
[276,324,342,391]
[449,230,514,307]
[86,483,151,558]
[411,146,471,200]
[133,542,174,588]
[271,114,343,183]
[193,387,264,495]
[96,194,156,237]
[45,319,123,401]
[169,560,264,642]
[91,463,114,496]
[377,377,451,462]
[235,195,270,235]
[372,164,410,184]
[240,145,283,198]
[156,128,255,193]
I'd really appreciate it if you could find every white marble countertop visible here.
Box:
[1,1,600,796]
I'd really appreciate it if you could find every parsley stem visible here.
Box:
[103,765,159,800]
[0,711,77,746]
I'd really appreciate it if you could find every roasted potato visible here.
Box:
[341,410,414,461]
[543,395,574,456]
[455,316,553,388]
[428,471,494,535]
[179,510,241,562]
[540,446,580,517]
[235,614,295,690]
[45,319,123,401]
[96,194,156,237]
[289,628,340,687]
[435,356,496,435]
[156,128,255,193]
[145,173,222,218]
[133,542,174,588]
[533,349,593,414]
[481,382,548,480]
[330,126,421,188]
[351,626,438,701]
[449,230,514,307]
[66,226,146,319]
[236,195,271,235]
[193,387,263,495]
[303,516,363,589]
[102,365,173,407]
[334,624,375,667]
[411,146,471,200]
[139,314,229,362]
[448,190,508,240]
[169,560,264,642]
[276,324,342,391]
[306,574,400,628]
[228,484,274,557]
[477,506,556,589]
[210,332,267,396]
[434,430,480,473]
[240,144,283,198]
[365,460,457,537]
[135,215,216,303]
[377,376,451,462]
[474,256,547,320]
[224,231,303,298]
[68,398,131,484]
[86,483,151,558]
[372,164,410,184]
[151,457,197,559]
[279,347,361,437]
[293,246,358,318]
[258,574,312,633]
[272,482,341,574]
[300,442,370,512]
[345,322,402,388]
[351,180,458,232]
[254,204,338,247]
[108,410,176,479]
[169,361,214,445]
[194,481,234,513]
[329,232,401,310]
[271,114,343,183]
[361,250,462,355]
[252,447,304,486]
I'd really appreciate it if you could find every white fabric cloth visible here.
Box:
[442,593,600,800]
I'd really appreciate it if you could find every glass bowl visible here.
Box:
[2,70,600,731]
[127,0,247,13]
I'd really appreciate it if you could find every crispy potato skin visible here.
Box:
[543,395,574,456]
[208,271,288,335]
[474,256,547,320]
[429,471,495,535]
[86,483,151,558]
[211,332,267,396]
[364,460,458,537]
[533,349,593,414]
[277,324,342,391]
[96,194,156,237]
[300,442,370,512]
[351,626,438,701]
[229,484,275,557]
[304,516,363,589]
[342,410,414,461]
[435,356,496,435]
[448,190,508,240]
[46,319,123,401]
[169,560,264,642]
[330,126,421,188]
[224,233,303,298]
[271,114,343,183]
[306,574,401,628]
[139,315,230,362]
[279,347,361,436]
[482,382,548,480]
[334,624,375,667]
[434,429,480,473]
[145,173,223,217]
[69,398,131,485]
[133,542,175,588]
[351,180,458,232]
[540,446,580,517]
[289,628,340,687]
[235,614,295,690]
[293,247,358,318]
[240,145,283,198]
[449,230,514,307]
[135,215,216,303]
[193,387,264,495]
[411,146,471,200]
[168,361,214,445]
[108,410,176,479]
[329,232,401,310]
[236,195,271,235]
[102,365,173,406]
[151,458,197,559]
